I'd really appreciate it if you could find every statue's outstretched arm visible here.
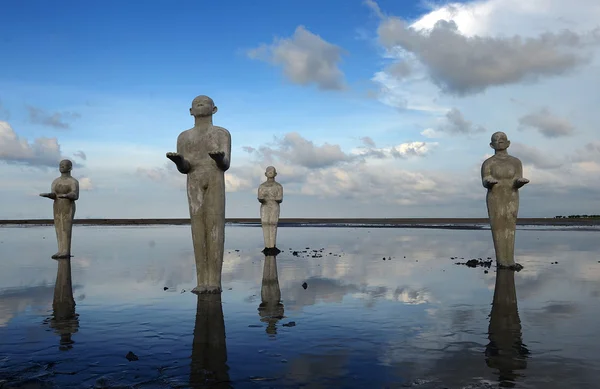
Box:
[481,161,497,189]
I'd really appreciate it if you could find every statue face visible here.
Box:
[265,166,277,178]
[189,95,217,117]
[59,160,72,173]
[490,132,510,151]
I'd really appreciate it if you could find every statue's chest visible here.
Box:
[491,163,516,179]
[260,185,278,198]
[181,133,217,156]
[54,181,71,194]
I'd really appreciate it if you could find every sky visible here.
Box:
[0,0,599,219]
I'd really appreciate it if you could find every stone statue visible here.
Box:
[39,159,79,259]
[50,258,79,350]
[481,132,529,268]
[485,268,529,385]
[190,294,230,387]
[258,254,284,336]
[258,166,283,253]
[166,95,231,294]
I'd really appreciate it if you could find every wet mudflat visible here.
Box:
[0,225,599,388]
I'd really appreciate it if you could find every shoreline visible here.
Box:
[1,218,599,227]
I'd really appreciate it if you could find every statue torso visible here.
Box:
[52,177,77,196]
[178,126,227,173]
[488,155,519,180]
[259,182,283,201]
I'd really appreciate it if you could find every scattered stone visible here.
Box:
[382,257,386,260]
[302,282,308,290]
[292,251,300,256]
[248,324,262,328]
[456,259,493,268]
[180,289,186,294]
[262,247,281,256]
[163,287,168,291]
[126,351,139,361]
[234,249,240,252]
[498,263,524,272]
[484,270,489,274]
[282,321,296,327]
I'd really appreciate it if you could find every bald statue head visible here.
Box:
[490,131,510,151]
[189,95,218,118]
[265,166,277,179]
[58,159,73,174]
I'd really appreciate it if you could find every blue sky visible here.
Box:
[1,0,599,218]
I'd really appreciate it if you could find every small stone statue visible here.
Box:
[190,294,230,386]
[258,166,283,253]
[39,159,79,259]
[50,258,79,350]
[258,254,284,336]
[481,132,529,268]
[167,95,231,294]
[485,268,529,384]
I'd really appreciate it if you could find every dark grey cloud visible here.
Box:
[248,26,347,91]
[510,142,564,170]
[26,105,81,130]
[73,150,87,161]
[437,108,486,134]
[518,108,575,138]
[377,17,600,95]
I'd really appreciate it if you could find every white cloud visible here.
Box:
[248,26,347,90]
[0,121,64,168]
[78,177,94,191]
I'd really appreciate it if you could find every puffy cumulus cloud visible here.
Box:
[301,164,470,206]
[518,108,575,138]
[249,132,436,168]
[436,108,486,135]
[0,121,64,168]
[78,177,94,191]
[376,17,599,95]
[252,132,351,168]
[26,105,81,130]
[248,26,346,90]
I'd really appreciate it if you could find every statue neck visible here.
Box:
[266,177,275,182]
[193,115,213,129]
[495,149,508,156]
[61,172,71,178]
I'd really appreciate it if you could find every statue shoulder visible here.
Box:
[481,156,494,166]
[212,126,231,138]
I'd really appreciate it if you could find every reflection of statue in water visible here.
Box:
[190,294,230,388]
[481,132,529,268]
[258,254,285,336]
[167,95,231,294]
[39,159,79,259]
[258,166,283,252]
[50,258,79,350]
[486,268,529,387]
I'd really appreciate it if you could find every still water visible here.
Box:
[0,225,599,388]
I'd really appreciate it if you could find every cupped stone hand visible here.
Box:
[209,151,225,160]
[166,152,181,159]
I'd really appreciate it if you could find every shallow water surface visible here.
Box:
[0,226,599,388]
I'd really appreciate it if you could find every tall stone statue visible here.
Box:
[39,159,79,259]
[258,254,284,336]
[258,166,283,252]
[481,132,529,268]
[485,268,529,386]
[190,294,230,388]
[167,95,231,294]
[50,258,79,350]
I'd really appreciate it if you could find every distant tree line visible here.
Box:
[554,214,600,219]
